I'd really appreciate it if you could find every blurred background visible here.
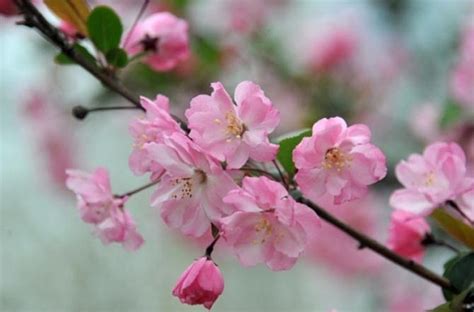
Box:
[1,0,473,311]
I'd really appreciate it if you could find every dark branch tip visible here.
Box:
[72,105,89,120]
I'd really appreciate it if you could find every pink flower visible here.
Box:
[390,142,473,217]
[23,91,77,189]
[0,0,17,16]
[186,81,280,169]
[387,211,430,262]
[220,176,320,271]
[309,26,358,73]
[95,206,144,251]
[124,12,190,72]
[66,168,118,224]
[450,20,474,111]
[293,117,387,205]
[129,95,182,176]
[66,168,144,250]
[172,257,224,310]
[149,133,237,237]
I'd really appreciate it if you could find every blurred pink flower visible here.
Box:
[387,210,429,262]
[66,168,144,251]
[0,0,17,16]
[23,91,77,189]
[66,168,118,224]
[450,19,474,111]
[172,257,224,310]
[309,26,358,73]
[124,12,190,71]
[410,103,441,142]
[149,133,237,237]
[94,205,144,251]
[129,95,182,177]
[305,194,382,276]
[390,142,473,218]
[294,117,387,205]
[220,176,320,271]
[186,81,280,169]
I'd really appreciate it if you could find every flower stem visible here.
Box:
[272,160,289,190]
[421,233,460,253]
[116,178,161,198]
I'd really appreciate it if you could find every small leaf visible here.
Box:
[439,99,462,129]
[442,252,474,300]
[87,6,123,53]
[428,302,451,312]
[276,129,312,176]
[44,0,90,36]
[106,48,128,68]
[431,209,474,249]
[54,44,96,66]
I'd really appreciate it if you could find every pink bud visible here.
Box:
[172,257,224,310]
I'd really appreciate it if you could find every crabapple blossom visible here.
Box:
[186,81,280,169]
[94,205,144,251]
[172,257,224,310]
[149,133,237,237]
[129,95,182,177]
[66,168,119,224]
[293,117,387,205]
[390,142,474,218]
[387,210,430,262]
[124,12,190,71]
[65,168,144,250]
[220,176,320,271]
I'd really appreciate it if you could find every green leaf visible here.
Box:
[429,302,451,312]
[442,252,474,301]
[439,100,462,129]
[106,48,128,68]
[431,209,474,249]
[276,129,312,176]
[54,44,96,66]
[87,6,123,53]
[430,288,474,312]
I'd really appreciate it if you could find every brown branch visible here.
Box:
[15,0,457,294]
[14,0,188,131]
[296,196,456,292]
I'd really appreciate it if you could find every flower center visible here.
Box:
[170,170,207,200]
[322,147,351,171]
[424,171,435,186]
[253,217,273,244]
[225,112,245,139]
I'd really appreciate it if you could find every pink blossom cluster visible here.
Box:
[66,80,394,309]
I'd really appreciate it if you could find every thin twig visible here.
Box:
[421,233,460,253]
[116,178,161,198]
[272,160,289,189]
[122,0,150,48]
